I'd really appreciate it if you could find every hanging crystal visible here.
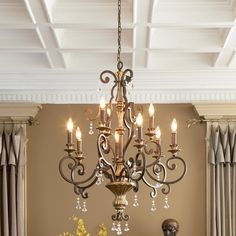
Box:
[89,121,94,135]
[96,171,104,185]
[82,201,88,212]
[164,195,170,209]
[124,221,130,232]
[97,79,103,93]
[156,172,161,188]
[133,194,139,207]
[151,198,157,212]
[75,197,81,210]
[116,222,122,235]
[111,222,117,231]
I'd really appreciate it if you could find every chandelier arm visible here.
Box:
[144,140,161,158]
[121,68,134,85]
[74,176,98,199]
[123,152,146,182]
[142,174,171,196]
[85,107,100,122]
[145,164,167,185]
[109,81,118,107]
[145,155,186,186]
[146,156,164,168]
[131,179,139,192]
[122,84,128,104]
[59,155,87,185]
[162,155,187,185]
[100,70,118,84]
[59,156,99,188]
[100,167,114,182]
[123,102,136,155]
[97,133,116,179]
[141,176,158,198]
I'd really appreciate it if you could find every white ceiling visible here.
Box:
[0,0,236,103]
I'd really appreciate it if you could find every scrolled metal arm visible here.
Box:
[97,133,116,181]
[59,155,99,198]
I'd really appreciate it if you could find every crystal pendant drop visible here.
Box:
[89,121,94,135]
[116,222,122,235]
[156,173,161,188]
[164,195,170,209]
[151,198,157,212]
[75,197,81,210]
[111,222,117,231]
[82,201,88,212]
[127,81,135,97]
[133,194,139,207]
[124,222,130,232]
[96,172,104,185]
[97,80,103,93]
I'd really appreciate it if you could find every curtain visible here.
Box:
[209,124,236,236]
[0,127,26,236]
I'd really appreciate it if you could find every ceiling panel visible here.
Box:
[0,52,51,69]
[62,52,132,70]
[149,28,222,51]
[0,1,32,23]
[0,29,43,48]
[0,0,235,103]
[54,28,133,49]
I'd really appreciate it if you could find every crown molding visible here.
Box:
[0,103,42,119]
[193,103,236,118]
[0,90,236,104]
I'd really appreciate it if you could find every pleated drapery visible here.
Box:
[0,127,26,236]
[209,124,236,236]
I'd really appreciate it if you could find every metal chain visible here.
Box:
[117,0,123,70]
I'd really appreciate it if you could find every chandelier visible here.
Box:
[59,0,187,234]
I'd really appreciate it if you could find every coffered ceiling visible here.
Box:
[0,0,236,103]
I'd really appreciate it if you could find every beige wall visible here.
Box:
[27,104,206,236]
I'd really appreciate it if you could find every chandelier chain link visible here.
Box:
[117,0,122,70]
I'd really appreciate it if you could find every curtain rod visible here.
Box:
[187,118,236,128]
[0,118,39,126]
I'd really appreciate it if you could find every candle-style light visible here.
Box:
[171,118,177,145]
[107,107,112,127]
[67,117,74,145]
[100,97,107,124]
[148,103,155,130]
[155,126,161,141]
[76,126,82,153]
[136,113,143,140]
[115,131,120,157]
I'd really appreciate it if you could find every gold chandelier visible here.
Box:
[59,0,186,234]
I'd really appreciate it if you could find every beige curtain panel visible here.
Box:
[0,127,26,236]
[209,124,236,236]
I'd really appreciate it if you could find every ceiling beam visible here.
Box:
[133,0,151,68]
[23,0,66,68]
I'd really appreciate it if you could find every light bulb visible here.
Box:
[107,107,111,117]
[67,118,73,132]
[148,103,155,117]
[100,97,106,109]
[114,131,119,143]
[155,126,161,139]
[171,118,177,133]
[76,126,82,140]
[136,113,143,127]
